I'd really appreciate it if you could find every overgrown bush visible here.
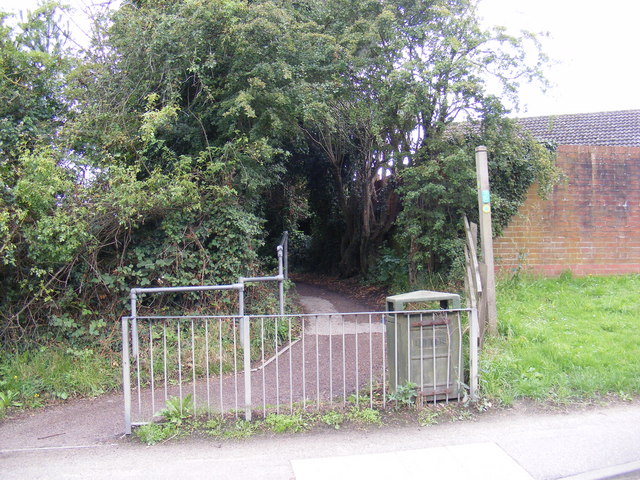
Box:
[0,146,267,345]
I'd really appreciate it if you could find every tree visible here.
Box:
[0,2,269,343]
[78,0,553,280]
[0,0,557,344]
[296,0,551,277]
[395,112,558,284]
[0,3,70,158]
[1,4,75,338]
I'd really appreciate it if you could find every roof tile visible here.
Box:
[516,109,640,146]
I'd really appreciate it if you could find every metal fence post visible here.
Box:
[282,231,289,280]
[238,286,252,421]
[130,291,138,357]
[277,245,285,316]
[122,316,131,435]
[470,307,479,401]
[241,315,252,421]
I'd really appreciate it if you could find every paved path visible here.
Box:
[0,282,381,450]
[124,282,386,424]
[1,401,640,479]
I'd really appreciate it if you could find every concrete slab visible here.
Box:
[299,295,385,335]
[291,442,533,480]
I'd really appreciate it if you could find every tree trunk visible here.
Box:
[408,236,418,285]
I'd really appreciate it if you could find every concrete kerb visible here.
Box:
[558,461,640,480]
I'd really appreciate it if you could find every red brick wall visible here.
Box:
[494,145,640,276]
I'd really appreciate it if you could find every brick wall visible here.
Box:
[494,145,640,276]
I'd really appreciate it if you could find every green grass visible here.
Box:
[481,273,640,405]
[0,345,120,416]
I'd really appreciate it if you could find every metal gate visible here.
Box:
[121,307,475,434]
[120,231,478,434]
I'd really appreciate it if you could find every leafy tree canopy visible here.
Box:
[0,0,558,345]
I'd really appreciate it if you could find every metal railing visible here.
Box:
[129,233,289,358]
[121,308,474,434]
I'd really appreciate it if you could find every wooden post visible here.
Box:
[475,146,498,335]
[463,216,480,400]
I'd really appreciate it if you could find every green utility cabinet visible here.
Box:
[386,290,462,401]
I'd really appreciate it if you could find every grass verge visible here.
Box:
[481,273,640,405]
[0,344,120,417]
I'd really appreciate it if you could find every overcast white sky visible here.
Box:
[479,0,640,116]
[2,0,640,118]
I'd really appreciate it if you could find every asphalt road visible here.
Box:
[1,401,640,479]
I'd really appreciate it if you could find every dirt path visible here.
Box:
[0,281,383,450]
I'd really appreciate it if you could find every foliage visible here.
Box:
[418,408,440,426]
[156,395,194,425]
[294,0,552,277]
[133,401,489,444]
[366,247,409,288]
[203,416,225,437]
[135,422,178,445]
[0,6,79,342]
[221,419,259,439]
[388,381,418,409]
[395,149,476,281]
[347,392,371,407]
[0,389,22,414]
[1,2,275,346]
[0,145,265,343]
[481,274,640,405]
[78,0,553,281]
[0,4,71,158]
[136,394,194,444]
[321,411,345,429]
[264,413,310,433]
[0,0,556,349]
[394,116,559,285]
[347,406,382,425]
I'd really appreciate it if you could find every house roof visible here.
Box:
[516,109,640,147]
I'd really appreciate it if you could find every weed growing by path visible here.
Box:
[204,416,225,436]
[347,407,381,425]
[0,390,22,417]
[388,381,418,409]
[135,422,179,445]
[321,411,345,429]
[222,419,259,439]
[418,408,440,426]
[264,413,310,433]
[346,393,371,407]
[157,395,194,425]
[418,404,475,426]
[132,400,484,445]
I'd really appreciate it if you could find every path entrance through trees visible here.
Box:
[121,235,476,435]
[121,305,472,434]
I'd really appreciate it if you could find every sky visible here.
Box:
[478,0,640,116]
[2,0,640,118]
